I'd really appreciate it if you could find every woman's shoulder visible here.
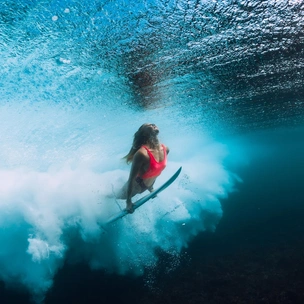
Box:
[134,146,150,159]
[161,143,170,154]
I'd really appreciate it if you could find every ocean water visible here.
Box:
[0,1,303,303]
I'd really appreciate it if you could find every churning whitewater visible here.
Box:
[0,102,238,301]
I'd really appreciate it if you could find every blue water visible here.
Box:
[0,1,304,303]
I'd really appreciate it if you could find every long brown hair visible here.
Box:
[123,123,159,163]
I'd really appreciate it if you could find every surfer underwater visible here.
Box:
[118,123,169,213]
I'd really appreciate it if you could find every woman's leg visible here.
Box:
[116,180,144,199]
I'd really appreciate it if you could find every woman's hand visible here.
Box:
[126,199,134,213]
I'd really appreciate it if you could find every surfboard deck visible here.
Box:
[106,166,182,224]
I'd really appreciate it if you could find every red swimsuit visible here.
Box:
[141,144,167,179]
[135,144,167,190]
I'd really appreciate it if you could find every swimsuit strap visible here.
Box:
[142,145,156,162]
[142,145,165,163]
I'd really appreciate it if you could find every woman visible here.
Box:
[119,123,169,213]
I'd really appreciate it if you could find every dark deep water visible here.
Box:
[1,0,304,303]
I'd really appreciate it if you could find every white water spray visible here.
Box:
[0,100,238,302]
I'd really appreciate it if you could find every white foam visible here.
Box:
[0,102,239,302]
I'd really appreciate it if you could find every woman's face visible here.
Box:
[142,123,159,136]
